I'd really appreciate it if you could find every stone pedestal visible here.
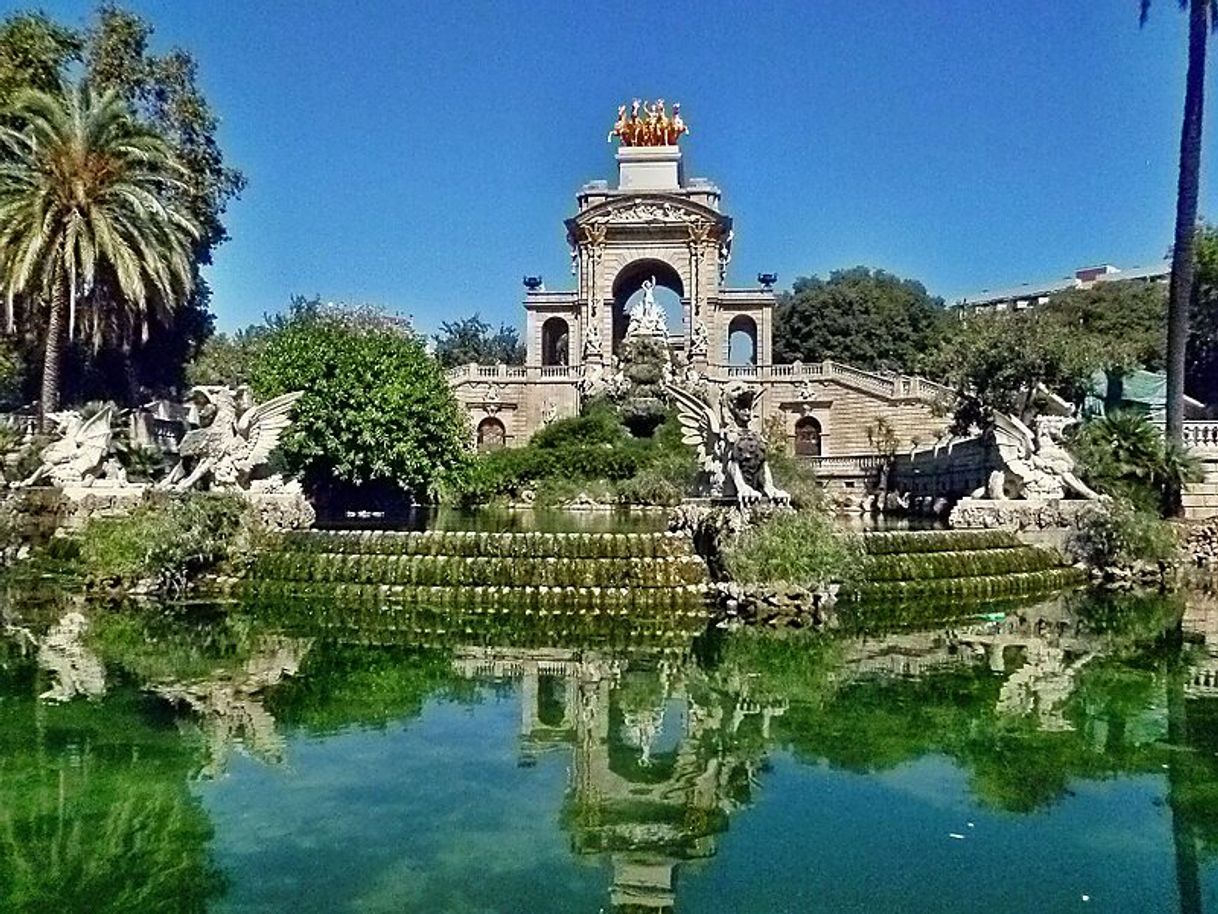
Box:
[246,491,315,531]
[948,497,1096,531]
[617,145,682,191]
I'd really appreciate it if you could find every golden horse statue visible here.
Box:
[608,98,689,146]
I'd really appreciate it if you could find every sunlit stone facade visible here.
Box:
[448,135,949,487]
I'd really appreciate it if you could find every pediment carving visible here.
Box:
[572,195,727,232]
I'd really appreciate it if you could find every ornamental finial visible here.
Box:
[608,99,689,147]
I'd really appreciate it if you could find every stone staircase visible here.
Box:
[848,530,1085,607]
[244,529,710,613]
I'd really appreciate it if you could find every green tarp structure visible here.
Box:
[1084,369,1208,423]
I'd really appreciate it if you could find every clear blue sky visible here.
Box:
[29,0,1218,333]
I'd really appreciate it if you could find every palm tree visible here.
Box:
[0,82,199,421]
[1141,0,1217,450]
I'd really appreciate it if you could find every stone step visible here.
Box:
[240,579,711,612]
[277,529,696,559]
[250,552,710,588]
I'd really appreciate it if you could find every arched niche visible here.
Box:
[476,416,506,452]
[540,316,570,366]
[727,314,758,365]
[794,416,822,457]
[611,258,685,351]
[536,675,568,727]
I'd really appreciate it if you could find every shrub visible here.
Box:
[722,509,864,589]
[1066,498,1179,569]
[449,404,697,507]
[1069,410,1203,515]
[79,492,250,592]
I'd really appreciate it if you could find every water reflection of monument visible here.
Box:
[446,596,1192,910]
[841,602,1105,731]
[453,646,780,912]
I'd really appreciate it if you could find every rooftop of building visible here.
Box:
[951,259,1170,308]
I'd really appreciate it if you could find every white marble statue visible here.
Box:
[666,379,790,508]
[979,412,1101,501]
[20,406,115,487]
[626,276,669,339]
[162,386,303,491]
[583,320,603,358]
[689,319,709,358]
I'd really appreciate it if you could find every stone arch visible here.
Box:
[727,314,758,365]
[540,316,570,366]
[611,258,685,350]
[476,416,506,452]
[794,416,822,457]
[536,675,568,727]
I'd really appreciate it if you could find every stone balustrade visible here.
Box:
[0,412,38,436]
[1184,421,1218,451]
[807,453,888,476]
[709,360,947,401]
[448,359,949,416]
[447,363,568,383]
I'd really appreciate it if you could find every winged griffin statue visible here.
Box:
[162,386,303,491]
[979,412,1101,501]
[665,379,790,508]
[20,406,115,487]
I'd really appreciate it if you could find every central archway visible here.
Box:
[611,258,685,352]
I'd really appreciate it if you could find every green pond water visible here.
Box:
[4,586,1218,913]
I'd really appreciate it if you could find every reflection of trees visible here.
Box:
[6,583,1218,912]
[0,657,221,913]
[266,641,472,735]
[749,594,1181,814]
[87,607,312,775]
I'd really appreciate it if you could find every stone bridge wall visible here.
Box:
[890,435,993,502]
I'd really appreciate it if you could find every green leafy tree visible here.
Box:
[0,5,244,401]
[1189,224,1218,404]
[0,83,200,420]
[1140,0,1218,446]
[773,267,947,372]
[251,301,470,497]
[1048,281,1167,376]
[0,11,78,101]
[186,324,272,387]
[925,307,1099,433]
[432,313,525,367]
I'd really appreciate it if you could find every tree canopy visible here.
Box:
[0,4,243,404]
[186,325,272,388]
[251,300,469,497]
[773,267,947,372]
[925,280,1170,432]
[1047,280,1166,375]
[432,313,525,368]
[1190,224,1218,405]
[0,83,200,415]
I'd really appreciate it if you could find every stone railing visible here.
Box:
[0,411,38,436]
[1184,421,1218,451]
[447,358,951,402]
[448,363,568,383]
[708,361,948,401]
[806,453,887,476]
